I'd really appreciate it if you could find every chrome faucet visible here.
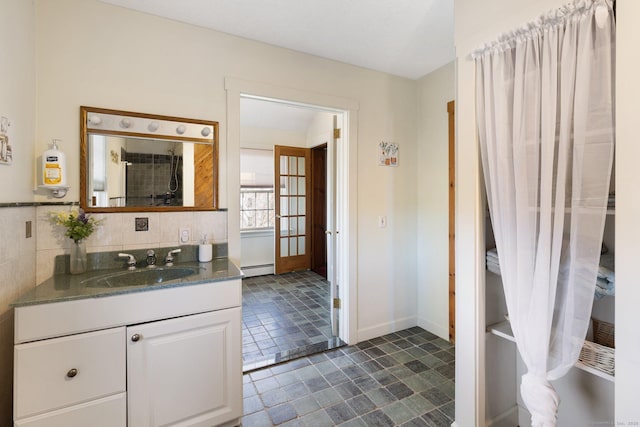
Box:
[146,250,157,268]
[118,253,137,270]
[164,248,181,266]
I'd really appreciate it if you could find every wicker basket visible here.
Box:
[592,318,615,348]
[579,340,615,376]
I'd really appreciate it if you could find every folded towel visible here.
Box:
[486,261,500,270]
[598,253,615,282]
[595,283,615,299]
[487,262,501,276]
[486,255,499,265]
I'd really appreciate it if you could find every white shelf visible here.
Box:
[486,320,615,383]
[487,320,516,343]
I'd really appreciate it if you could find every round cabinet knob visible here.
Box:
[131,334,142,342]
[66,368,78,378]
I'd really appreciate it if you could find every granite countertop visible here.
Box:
[12,258,243,308]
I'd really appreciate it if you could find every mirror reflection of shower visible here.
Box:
[168,144,181,195]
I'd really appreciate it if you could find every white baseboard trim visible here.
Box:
[417,317,449,341]
[486,405,519,427]
[241,264,274,277]
[357,316,417,342]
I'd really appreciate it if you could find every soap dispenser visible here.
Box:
[198,235,213,263]
[38,139,69,198]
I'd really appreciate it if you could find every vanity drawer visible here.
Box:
[14,327,126,419]
[15,393,126,427]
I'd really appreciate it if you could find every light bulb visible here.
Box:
[148,121,159,132]
[120,118,131,129]
[88,115,102,125]
[176,125,186,135]
[201,127,211,137]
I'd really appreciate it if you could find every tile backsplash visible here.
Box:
[36,206,227,284]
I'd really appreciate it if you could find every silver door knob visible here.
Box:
[325,230,332,235]
[131,334,141,342]
[66,368,78,378]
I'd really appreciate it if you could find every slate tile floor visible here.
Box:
[242,271,337,370]
[241,327,455,426]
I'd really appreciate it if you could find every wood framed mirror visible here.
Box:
[80,106,218,212]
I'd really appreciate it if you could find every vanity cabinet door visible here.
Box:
[127,308,242,427]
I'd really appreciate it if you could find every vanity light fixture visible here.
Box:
[176,124,186,135]
[148,121,159,132]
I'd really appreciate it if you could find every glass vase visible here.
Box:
[70,240,87,274]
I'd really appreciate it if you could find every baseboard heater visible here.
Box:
[241,264,274,277]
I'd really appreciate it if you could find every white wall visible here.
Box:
[0,1,36,423]
[416,61,455,340]
[0,0,35,203]
[241,127,306,150]
[454,0,640,425]
[305,112,334,148]
[34,0,420,342]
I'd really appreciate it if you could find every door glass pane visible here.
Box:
[280,177,288,195]
[280,217,289,236]
[298,157,305,175]
[280,197,288,216]
[289,156,297,175]
[298,236,305,255]
[298,197,306,215]
[298,216,306,235]
[280,155,288,174]
[289,217,297,235]
[289,237,298,256]
[289,197,298,215]
[289,176,297,195]
[298,177,306,195]
[280,238,288,257]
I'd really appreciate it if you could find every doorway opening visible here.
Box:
[239,95,347,371]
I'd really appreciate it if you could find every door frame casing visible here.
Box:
[225,77,359,344]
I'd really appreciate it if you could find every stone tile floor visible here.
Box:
[242,271,334,368]
[241,327,455,426]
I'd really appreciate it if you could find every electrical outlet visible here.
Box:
[378,215,387,228]
[179,227,191,244]
[135,217,149,231]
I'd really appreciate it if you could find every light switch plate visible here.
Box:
[378,216,387,228]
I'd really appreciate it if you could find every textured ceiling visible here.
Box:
[98,0,455,79]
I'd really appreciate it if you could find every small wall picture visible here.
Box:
[379,141,398,167]
[0,116,12,165]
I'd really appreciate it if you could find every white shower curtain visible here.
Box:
[472,1,615,426]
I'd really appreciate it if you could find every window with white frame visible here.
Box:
[240,148,275,230]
